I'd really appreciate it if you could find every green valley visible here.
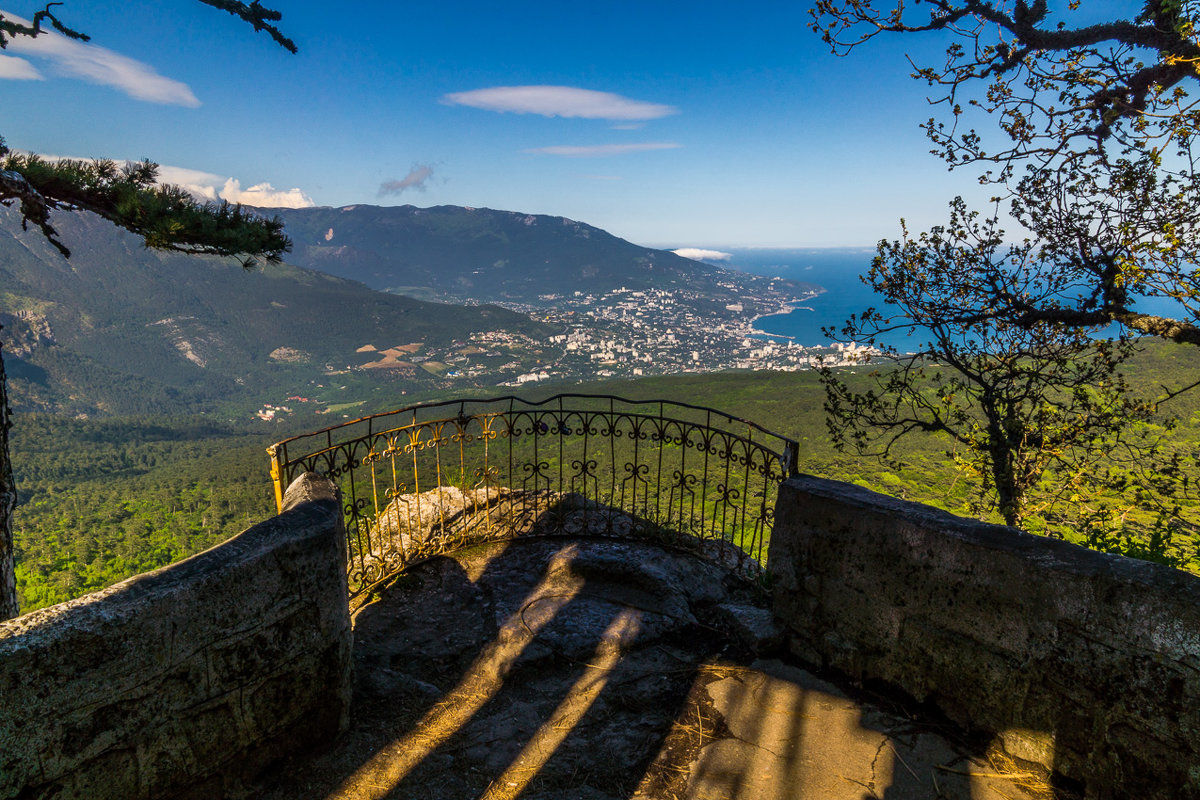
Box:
[12,345,1200,612]
[4,202,1199,614]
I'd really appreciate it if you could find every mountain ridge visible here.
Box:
[0,206,555,416]
[0,201,820,418]
[265,203,817,306]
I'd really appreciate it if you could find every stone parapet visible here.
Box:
[0,472,351,800]
[769,474,1200,798]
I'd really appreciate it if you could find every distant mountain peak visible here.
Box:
[267,202,741,303]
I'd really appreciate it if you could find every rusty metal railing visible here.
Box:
[269,394,799,601]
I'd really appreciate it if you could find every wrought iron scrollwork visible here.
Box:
[269,393,798,600]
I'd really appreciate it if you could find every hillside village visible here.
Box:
[252,284,880,421]
[490,285,877,385]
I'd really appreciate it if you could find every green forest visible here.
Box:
[10,415,279,609]
[10,338,1200,612]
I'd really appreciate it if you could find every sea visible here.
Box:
[716,246,1180,351]
[712,246,906,349]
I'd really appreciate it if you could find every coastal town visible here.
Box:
[254,279,882,421]
[483,284,878,385]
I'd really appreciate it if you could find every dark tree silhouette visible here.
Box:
[813,1,1200,536]
[0,1,294,619]
[820,200,1150,527]
[811,0,1200,342]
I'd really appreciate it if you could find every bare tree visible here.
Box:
[821,199,1148,527]
[812,1,1200,542]
[811,0,1200,343]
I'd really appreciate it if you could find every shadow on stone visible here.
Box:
[252,496,1059,800]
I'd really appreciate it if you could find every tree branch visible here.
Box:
[196,0,296,53]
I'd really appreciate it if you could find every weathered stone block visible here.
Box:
[0,473,351,800]
[44,747,138,800]
[896,619,1034,727]
[769,474,1200,799]
[206,601,319,687]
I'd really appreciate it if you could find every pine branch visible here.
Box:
[0,3,90,48]
[0,148,290,265]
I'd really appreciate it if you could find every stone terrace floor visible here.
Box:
[253,538,1063,800]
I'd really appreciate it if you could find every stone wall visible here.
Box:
[769,475,1200,799]
[0,473,352,800]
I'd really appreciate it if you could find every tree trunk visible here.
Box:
[986,421,1023,529]
[991,451,1023,529]
[0,332,18,619]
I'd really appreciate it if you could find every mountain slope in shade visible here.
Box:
[269,204,817,305]
[0,207,554,415]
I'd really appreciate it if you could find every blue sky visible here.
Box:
[1,0,991,248]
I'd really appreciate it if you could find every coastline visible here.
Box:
[746,288,824,342]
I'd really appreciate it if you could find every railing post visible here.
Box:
[268,444,286,514]
[785,439,800,478]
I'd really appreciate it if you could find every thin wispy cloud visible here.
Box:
[525,143,681,157]
[0,54,41,80]
[442,86,677,121]
[379,164,434,195]
[2,12,199,106]
[156,165,315,207]
[673,248,733,262]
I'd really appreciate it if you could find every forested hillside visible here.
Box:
[12,342,1200,611]
[0,206,556,417]
[10,415,278,609]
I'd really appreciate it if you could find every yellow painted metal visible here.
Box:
[267,444,285,514]
[267,393,798,599]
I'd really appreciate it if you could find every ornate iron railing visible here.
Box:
[269,394,799,601]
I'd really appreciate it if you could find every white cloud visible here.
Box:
[525,142,681,157]
[155,165,315,208]
[155,165,226,201]
[220,178,314,208]
[673,248,734,262]
[442,86,677,121]
[379,164,434,195]
[3,12,199,105]
[0,54,42,80]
